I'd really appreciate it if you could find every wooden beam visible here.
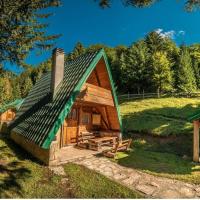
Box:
[94,69,101,86]
[193,120,200,162]
[104,106,111,129]
[78,106,83,137]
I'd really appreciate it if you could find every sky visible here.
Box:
[7,0,200,72]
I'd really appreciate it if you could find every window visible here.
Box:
[68,108,77,120]
[92,114,101,125]
[82,113,90,124]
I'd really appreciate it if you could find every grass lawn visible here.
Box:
[120,97,200,136]
[115,134,200,184]
[64,163,141,198]
[0,135,140,198]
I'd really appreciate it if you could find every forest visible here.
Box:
[1,31,200,105]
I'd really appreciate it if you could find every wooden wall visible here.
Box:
[85,57,120,131]
[86,58,111,90]
[0,109,16,122]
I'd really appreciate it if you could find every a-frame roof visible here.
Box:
[10,49,122,149]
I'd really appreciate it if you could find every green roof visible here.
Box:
[188,111,200,122]
[10,49,122,149]
[0,99,24,113]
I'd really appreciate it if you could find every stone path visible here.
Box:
[72,156,200,198]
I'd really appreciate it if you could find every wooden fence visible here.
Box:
[118,92,200,102]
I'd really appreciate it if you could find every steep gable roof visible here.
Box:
[10,49,122,149]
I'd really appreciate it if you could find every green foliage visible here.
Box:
[0,72,13,104]
[20,77,33,98]
[66,42,86,61]
[2,32,200,105]
[151,51,173,92]
[97,0,200,11]
[0,0,61,67]
[0,137,72,198]
[175,46,196,92]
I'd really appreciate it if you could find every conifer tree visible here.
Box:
[151,51,173,93]
[175,47,196,92]
[0,0,61,67]
[97,0,200,11]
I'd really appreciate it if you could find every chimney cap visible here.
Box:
[52,48,65,55]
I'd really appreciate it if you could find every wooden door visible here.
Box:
[63,108,78,146]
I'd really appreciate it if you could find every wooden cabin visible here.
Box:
[10,48,122,165]
[0,99,23,123]
[0,109,16,123]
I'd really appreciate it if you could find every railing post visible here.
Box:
[193,120,200,162]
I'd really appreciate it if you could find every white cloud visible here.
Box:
[178,30,185,36]
[155,28,185,39]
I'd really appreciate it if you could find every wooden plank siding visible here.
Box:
[77,83,114,107]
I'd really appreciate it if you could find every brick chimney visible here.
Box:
[51,48,65,99]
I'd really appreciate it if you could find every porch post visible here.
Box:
[78,106,83,136]
[193,120,199,162]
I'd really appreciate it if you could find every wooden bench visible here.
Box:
[88,136,117,151]
[103,139,132,158]
[77,131,95,149]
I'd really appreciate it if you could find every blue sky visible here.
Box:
[7,0,200,72]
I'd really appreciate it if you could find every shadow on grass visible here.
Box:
[121,103,200,136]
[116,134,198,176]
[0,161,30,198]
[0,136,41,198]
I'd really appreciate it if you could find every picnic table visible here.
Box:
[88,136,117,151]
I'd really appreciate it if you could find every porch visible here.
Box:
[57,145,100,164]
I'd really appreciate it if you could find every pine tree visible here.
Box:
[175,47,196,92]
[21,77,33,98]
[97,0,199,11]
[151,51,173,93]
[67,42,86,61]
[0,76,12,104]
[0,0,61,67]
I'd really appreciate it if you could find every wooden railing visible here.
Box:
[118,92,200,102]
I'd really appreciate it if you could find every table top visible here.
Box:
[88,136,117,143]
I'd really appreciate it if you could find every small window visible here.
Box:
[82,113,90,125]
[68,108,77,120]
[92,114,101,125]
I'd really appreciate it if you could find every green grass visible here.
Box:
[0,136,72,198]
[64,163,141,198]
[0,136,140,198]
[115,134,200,184]
[120,97,200,136]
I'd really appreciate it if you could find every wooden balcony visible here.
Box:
[77,83,114,106]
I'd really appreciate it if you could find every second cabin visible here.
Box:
[10,48,122,165]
